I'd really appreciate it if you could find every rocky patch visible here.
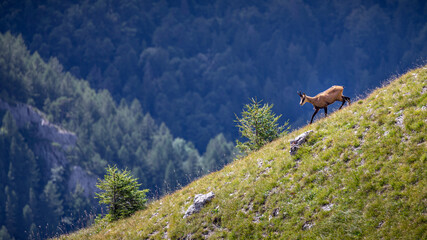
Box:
[184,192,215,218]
[289,130,313,155]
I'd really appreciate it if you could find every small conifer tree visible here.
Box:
[95,165,148,222]
[235,98,289,154]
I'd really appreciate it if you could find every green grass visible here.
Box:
[57,65,427,240]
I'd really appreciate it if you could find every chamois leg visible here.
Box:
[310,108,320,124]
[324,107,328,117]
[339,100,346,110]
[339,96,351,109]
[344,96,351,105]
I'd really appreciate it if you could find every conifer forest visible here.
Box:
[0,0,426,239]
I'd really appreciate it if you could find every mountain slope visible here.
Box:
[60,66,426,239]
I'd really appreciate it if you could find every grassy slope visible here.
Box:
[59,66,426,240]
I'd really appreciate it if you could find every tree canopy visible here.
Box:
[1,0,425,149]
[235,98,289,154]
[96,165,148,222]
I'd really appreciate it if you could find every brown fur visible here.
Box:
[306,86,344,108]
[298,86,350,124]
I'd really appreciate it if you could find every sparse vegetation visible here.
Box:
[58,66,426,240]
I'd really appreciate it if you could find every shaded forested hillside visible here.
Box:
[1,0,426,150]
[0,33,234,239]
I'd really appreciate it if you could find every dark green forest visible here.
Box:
[0,0,426,239]
[0,33,234,239]
[2,0,426,149]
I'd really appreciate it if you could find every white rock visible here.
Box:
[183,192,215,218]
[289,130,313,155]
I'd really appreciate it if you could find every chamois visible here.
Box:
[298,86,351,124]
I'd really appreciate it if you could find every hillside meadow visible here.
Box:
[58,65,426,239]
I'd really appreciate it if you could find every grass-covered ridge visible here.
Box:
[59,66,427,239]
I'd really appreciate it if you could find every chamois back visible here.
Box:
[316,86,343,98]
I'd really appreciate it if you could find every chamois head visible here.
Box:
[297,91,307,106]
